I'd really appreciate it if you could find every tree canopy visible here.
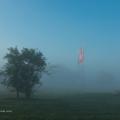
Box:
[0,47,47,99]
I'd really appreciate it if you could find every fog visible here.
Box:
[34,64,120,95]
[0,62,120,97]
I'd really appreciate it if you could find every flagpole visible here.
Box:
[78,48,86,92]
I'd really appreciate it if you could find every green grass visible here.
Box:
[0,93,120,120]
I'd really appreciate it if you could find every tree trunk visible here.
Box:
[16,89,20,99]
[25,89,31,99]
[25,92,31,99]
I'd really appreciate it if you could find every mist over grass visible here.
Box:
[0,63,120,99]
[38,65,120,95]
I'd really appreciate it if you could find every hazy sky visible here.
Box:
[0,0,120,92]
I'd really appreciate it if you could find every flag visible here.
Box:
[78,48,84,64]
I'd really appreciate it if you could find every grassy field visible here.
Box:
[0,93,120,120]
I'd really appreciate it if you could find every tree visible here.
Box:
[0,47,47,99]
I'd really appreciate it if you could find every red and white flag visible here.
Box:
[78,48,84,64]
